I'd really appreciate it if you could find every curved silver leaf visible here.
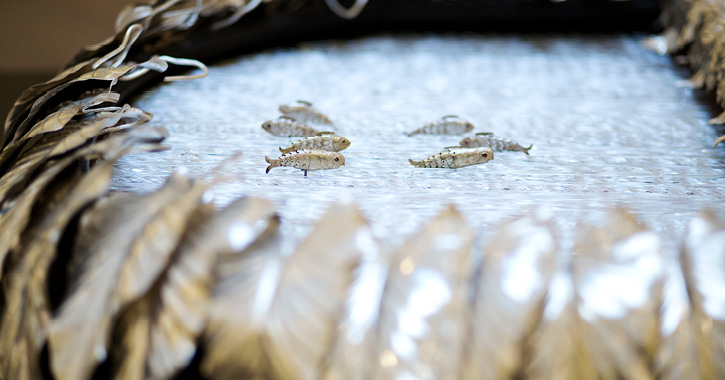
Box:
[8,58,166,146]
[464,211,557,380]
[527,271,597,380]
[680,210,725,380]
[3,59,97,144]
[0,154,80,278]
[571,209,665,380]
[115,4,153,33]
[0,90,118,170]
[318,210,383,380]
[368,205,474,380]
[18,91,120,141]
[0,129,162,280]
[112,197,279,380]
[0,159,115,380]
[48,172,205,380]
[655,256,701,380]
[202,202,367,380]
[0,106,151,204]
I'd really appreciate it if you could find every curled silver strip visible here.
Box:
[325,0,368,19]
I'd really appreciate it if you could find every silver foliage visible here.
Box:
[0,1,723,379]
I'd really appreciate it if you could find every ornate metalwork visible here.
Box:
[0,1,723,379]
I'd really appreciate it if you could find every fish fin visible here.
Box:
[318,131,336,135]
[709,111,725,125]
[296,100,313,106]
[713,135,725,148]
[265,156,274,173]
[442,115,460,119]
[444,146,463,150]
[476,132,494,136]
[524,144,533,155]
[279,115,296,121]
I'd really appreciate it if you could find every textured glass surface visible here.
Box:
[112,34,725,249]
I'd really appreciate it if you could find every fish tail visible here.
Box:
[408,159,421,167]
[265,156,276,173]
[524,144,533,155]
[279,146,292,154]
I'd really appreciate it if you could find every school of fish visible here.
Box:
[263,101,349,176]
[261,102,532,175]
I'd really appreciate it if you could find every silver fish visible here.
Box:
[405,115,474,136]
[279,133,351,154]
[279,100,334,125]
[409,146,493,168]
[460,132,533,155]
[265,149,345,176]
[261,116,321,137]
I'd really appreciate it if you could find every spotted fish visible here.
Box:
[265,149,345,176]
[459,132,532,155]
[279,100,334,125]
[405,115,474,136]
[409,146,493,168]
[261,116,321,137]
[279,133,351,154]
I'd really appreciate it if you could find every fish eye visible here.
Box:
[334,157,339,161]
[482,153,487,157]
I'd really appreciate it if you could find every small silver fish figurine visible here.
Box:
[262,116,321,137]
[460,132,532,155]
[409,146,493,168]
[279,100,334,125]
[405,115,475,136]
[265,149,345,176]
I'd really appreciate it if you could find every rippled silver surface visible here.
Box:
[112,34,725,248]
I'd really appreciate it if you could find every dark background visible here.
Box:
[0,1,127,123]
